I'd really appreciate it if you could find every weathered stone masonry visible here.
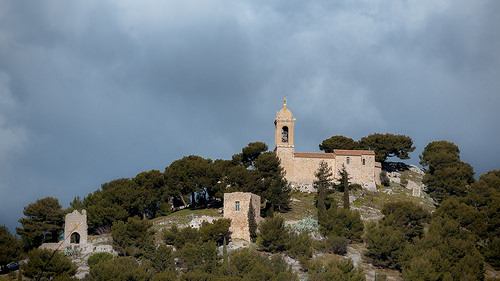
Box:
[224,192,261,242]
[274,101,382,191]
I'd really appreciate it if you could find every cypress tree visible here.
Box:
[338,166,351,210]
[248,198,257,243]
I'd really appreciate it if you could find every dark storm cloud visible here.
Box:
[1,1,499,232]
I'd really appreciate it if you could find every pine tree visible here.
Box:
[313,161,333,218]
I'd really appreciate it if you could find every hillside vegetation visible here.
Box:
[2,138,499,280]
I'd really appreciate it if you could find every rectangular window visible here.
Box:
[362,159,366,165]
[346,157,350,164]
[235,201,240,211]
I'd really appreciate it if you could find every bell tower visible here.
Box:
[274,98,295,155]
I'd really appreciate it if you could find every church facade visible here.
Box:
[274,101,381,192]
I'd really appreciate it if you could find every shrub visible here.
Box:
[365,225,407,269]
[21,248,77,279]
[381,201,428,241]
[308,258,365,281]
[286,216,319,232]
[87,257,149,281]
[287,231,312,260]
[328,236,348,255]
[198,219,231,245]
[111,216,155,257]
[87,252,113,269]
[150,244,175,273]
[257,216,289,252]
[319,207,364,243]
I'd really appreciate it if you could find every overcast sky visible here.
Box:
[1,1,499,232]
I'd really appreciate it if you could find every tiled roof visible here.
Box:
[333,149,376,156]
[294,152,335,159]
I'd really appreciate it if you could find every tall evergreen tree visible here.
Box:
[419,141,474,202]
[248,198,257,243]
[337,165,352,210]
[16,197,65,250]
[313,161,333,217]
[0,226,22,266]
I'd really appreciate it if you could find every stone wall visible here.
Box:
[278,149,380,192]
[224,192,261,241]
[64,210,88,246]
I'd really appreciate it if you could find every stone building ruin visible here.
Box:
[39,209,88,250]
[64,209,88,246]
[224,192,261,241]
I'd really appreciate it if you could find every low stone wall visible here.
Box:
[39,242,65,251]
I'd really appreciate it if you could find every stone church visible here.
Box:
[274,100,381,192]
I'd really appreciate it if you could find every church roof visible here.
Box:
[294,152,335,159]
[333,149,375,156]
[276,100,294,119]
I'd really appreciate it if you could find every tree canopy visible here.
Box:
[319,135,359,152]
[358,133,416,163]
[313,161,333,216]
[320,133,415,163]
[16,197,65,250]
[420,141,474,202]
[0,225,22,266]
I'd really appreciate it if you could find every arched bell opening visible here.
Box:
[281,126,289,143]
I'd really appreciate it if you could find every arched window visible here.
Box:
[281,126,289,143]
[346,157,350,165]
[235,201,240,211]
[70,232,80,244]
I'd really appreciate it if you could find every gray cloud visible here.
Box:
[1,0,499,232]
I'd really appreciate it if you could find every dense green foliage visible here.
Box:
[163,219,230,249]
[149,244,176,274]
[319,206,364,243]
[319,135,359,152]
[87,256,149,281]
[76,142,290,233]
[380,201,428,241]
[111,216,155,257]
[336,165,357,210]
[21,248,77,280]
[313,161,333,215]
[248,198,257,242]
[359,133,416,163]
[308,258,365,281]
[0,225,22,266]
[16,197,65,250]
[11,137,500,280]
[401,218,485,280]
[320,133,415,163]
[258,216,289,252]
[87,252,114,269]
[420,140,475,202]
[365,224,407,269]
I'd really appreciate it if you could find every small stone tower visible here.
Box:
[64,210,88,245]
[224,192,261,242]
[274,98,296,161]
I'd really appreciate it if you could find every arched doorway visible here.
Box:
[70,232,81,244]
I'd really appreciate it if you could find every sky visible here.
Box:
[1,1,499,233]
